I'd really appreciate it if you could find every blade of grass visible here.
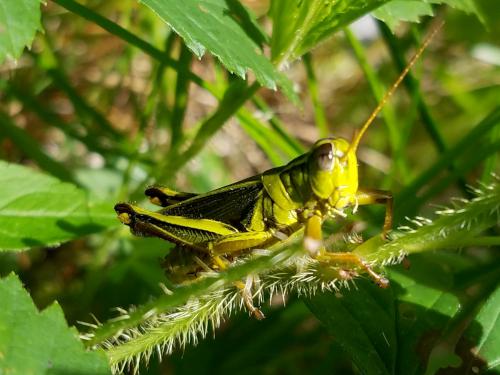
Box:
[0,110,76,183]
[395,106,500,221]
[414,138,500,211]
[237,109,300,162]
[5,82,140,164]
[303,53,329,139]
[211,68,299,162]
[46,68,123,140]
[481,123,500,184]
[157,81,261,181]
[170,40,193,153]
[237,112,290,166]
[252,96,305,155]
[141,31,177,148]
[157,31,178,125]
[378,21,471,198]
[52,0,206,89]
[118,34,181,201]
[238,120,286,166]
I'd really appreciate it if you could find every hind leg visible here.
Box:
[210,252,265,319]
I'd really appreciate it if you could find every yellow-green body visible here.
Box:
[117,139,356,249]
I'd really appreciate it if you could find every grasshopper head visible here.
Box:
[308,138,358,207]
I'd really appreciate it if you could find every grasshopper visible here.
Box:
[115,25,441,318]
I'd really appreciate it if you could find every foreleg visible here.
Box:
[356,188,393,238]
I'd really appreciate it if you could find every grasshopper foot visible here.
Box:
[316,251,389,288]
[402,256,411,270]
[304,236,322,257]
[235,277,265,320]
[246,302,266,320]
[365,265,389,288]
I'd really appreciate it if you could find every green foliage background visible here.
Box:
[0,0,499,374]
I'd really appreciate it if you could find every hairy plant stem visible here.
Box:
[85,182,499,373]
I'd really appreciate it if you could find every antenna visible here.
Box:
[347,21,444,155]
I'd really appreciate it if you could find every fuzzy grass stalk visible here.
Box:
[104,288,242,373]
[97,258,364,373]
[86,181,500,373]
[355,180,500,262]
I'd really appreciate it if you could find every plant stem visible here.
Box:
[252,96,305,155]
[303,53,329,138]
[157,81,261,181]
[357,182,500,262]
[84,244,300,347]
[0,110,76,183]
[88,181,500,358]
[395,106,500,221]
[169,41,193,153]
[459,237,500,247]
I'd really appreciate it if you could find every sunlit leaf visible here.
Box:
[389,255,462,375]
[0,0,42,64]
[0,273,111,374]
[373,0,482,32]
[0,161,118,251]
[269,0,483,64]
[306,279,396,375]
[269,0,391,65]
[373,1,433,31]
[140,0,295,99]
[465,284,500,372]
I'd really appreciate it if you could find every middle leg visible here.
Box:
[210,252,265,320]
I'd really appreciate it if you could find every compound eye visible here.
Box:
[315,143,334,171]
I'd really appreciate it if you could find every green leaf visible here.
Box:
[373,1,434,31]
[389,254,462,375]
[305,279,396,375]
[0,273,111,374]
[390,254,500,375]
[269,0,392,65]
[373,0,482,32]
[269,0,484,64]
[140,0,295,99]
[465,283,500,372]
[433,0,481,15]
[0,161,118,251]
[0,0,42,64]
